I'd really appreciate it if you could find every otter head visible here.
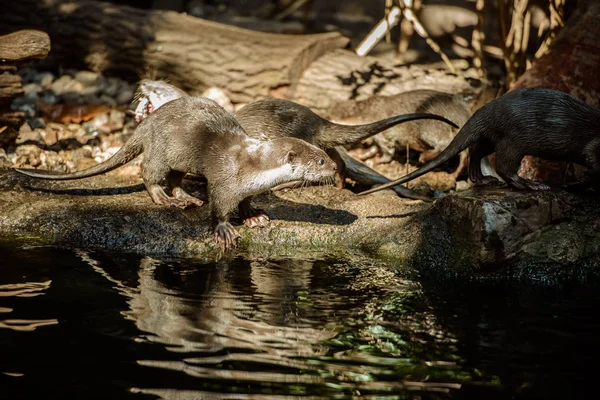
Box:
[133,79,188,123]
[279,138,337,184]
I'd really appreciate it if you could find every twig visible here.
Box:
[471,0,486,77]
[273,0,311,21]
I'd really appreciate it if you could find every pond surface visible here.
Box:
[1,241,598,399]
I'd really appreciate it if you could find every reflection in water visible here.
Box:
[0,269,57,332]
[2,242,600,399]
[75,251,468,398]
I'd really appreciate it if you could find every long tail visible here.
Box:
[323,113,459,147]
[336,147,433,202]
[358,126,479,196]
[15,134,144,180]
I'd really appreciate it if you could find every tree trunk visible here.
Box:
[0,0,348,104]
[513,0,600,184]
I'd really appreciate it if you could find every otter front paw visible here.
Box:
[214,222,241,251]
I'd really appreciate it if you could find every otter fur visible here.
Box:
[360,88,600,195]
[134,80,459,201]
[16,97,337,250]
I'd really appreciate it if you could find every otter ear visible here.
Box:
[285,150,297,163]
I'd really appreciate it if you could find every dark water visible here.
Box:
[1,241,599,399]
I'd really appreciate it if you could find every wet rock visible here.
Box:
[1,163,599,280]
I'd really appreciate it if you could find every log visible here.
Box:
[293,50,485,115]
[513,0,600,184]
[0,30,51,143]
[0,30,51,63]
[0,0,349,104]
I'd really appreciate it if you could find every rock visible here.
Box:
[455,180,472,192]
[103,78,121,97]
[108,109,125,131]
[15,122,42,145]
[116,88,134,105]
[60,92,84,104]
[0,148,10,168]
[74,70,103,86]
[27,117,46,129]
[37,91,59,104]
[51,75,84,95]
[99,94,118,107]
[79,85,102,97]
[22,83,43,98]
[1,165,599,280]
[37,72,54,89]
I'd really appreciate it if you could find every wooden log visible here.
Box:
[511,0,600,185]
[0,0,349,104]
[0,30,51,141]
[293,49,484,115]
[0,30,50,63]
[0,73,23,98]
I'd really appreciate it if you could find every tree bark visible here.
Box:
[0,30,51,64]
[0,0,349,104]
[512,0,600,184]
[293,50,484,115]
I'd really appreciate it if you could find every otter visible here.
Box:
[359,88,600,196]
[327,90,472,179]
[15,97,337,250]
[134,80,459,201]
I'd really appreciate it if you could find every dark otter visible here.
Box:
[15,97,338,250]
[326,90,472,179]
[359,88,600,196]
[134,80,459,201]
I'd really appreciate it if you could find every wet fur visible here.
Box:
[16,97,337,250]
[360,88,600,195]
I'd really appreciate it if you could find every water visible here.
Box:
[1,241,599,399]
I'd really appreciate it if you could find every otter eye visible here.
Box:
[318,158,325,166]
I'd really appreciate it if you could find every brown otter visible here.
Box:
[359,88,600,196]
[327,90,472,179]
[15,97,338,250]
[134,80,459,201]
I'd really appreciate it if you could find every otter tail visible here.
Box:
[336,147,434,202]
[358,124,479,196]
[324,113,459,147]
[15,134,144,180]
